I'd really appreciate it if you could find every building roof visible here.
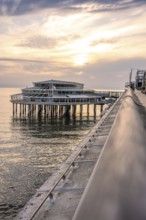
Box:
[33,79,84,86]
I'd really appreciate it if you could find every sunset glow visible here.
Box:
[74,54,88,66]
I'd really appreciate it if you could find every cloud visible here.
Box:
[80,57,146,89]
[0,0,146,16]
[0,57,45,63]
[0,55,85,87]
[0,57,81,76]
[1,56,146,89]
[0,0,146,90]
[75,71,83,75]
[90,38,118,46]
[16,34,80,50]
[17,36,58,49]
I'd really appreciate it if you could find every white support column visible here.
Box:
[63,106,66,115]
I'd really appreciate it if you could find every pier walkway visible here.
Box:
[73,89,146,220]
[15,88,146,220]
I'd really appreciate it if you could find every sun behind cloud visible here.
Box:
[74,54,88,65]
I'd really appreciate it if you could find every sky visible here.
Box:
[0,0,146,89]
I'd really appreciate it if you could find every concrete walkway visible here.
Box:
[73,88,146,220]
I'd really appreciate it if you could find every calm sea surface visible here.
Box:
[0,88,101,219]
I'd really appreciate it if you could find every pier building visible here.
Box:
[10,80,119,117]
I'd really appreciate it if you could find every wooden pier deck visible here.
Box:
[15,92,124,220]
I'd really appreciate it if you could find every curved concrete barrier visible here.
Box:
[73,88,146,220]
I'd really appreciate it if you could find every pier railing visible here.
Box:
[10,95,112,105]
[73,88,146,220]
[10,90,123,105]
[95,90,124,98]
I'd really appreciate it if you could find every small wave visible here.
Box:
[0,203,23,220]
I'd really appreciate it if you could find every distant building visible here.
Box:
[10,79,118,117]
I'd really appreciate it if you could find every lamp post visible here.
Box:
[129,68,139,84]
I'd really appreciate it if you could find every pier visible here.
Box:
[10,80,122,118]
[14,86,146,220]
[11,70,146,220]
